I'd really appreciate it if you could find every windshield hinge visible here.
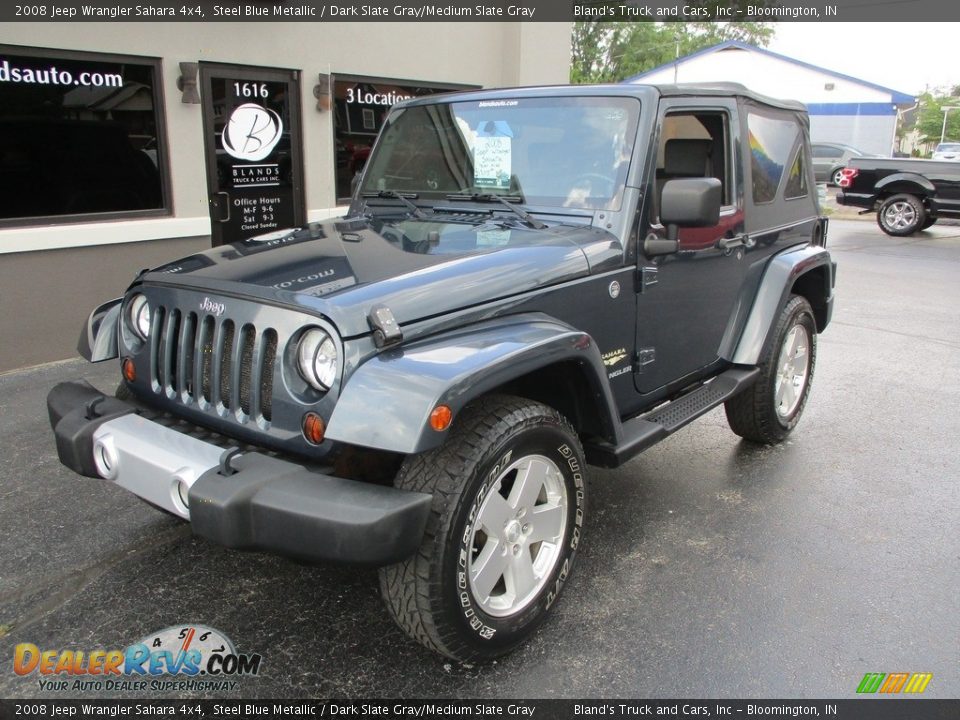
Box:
[368,304,403,349]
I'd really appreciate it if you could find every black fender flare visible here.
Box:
[732,246,834,365]
[326,313,619,454]
[875,172,935,196]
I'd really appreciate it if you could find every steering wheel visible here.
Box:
[571,172,616,196]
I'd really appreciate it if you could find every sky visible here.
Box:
[767,22,956,97]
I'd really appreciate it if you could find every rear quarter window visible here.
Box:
[783,148,809,200]
[748,113,800,204]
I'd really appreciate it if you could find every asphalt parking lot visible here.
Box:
[1,218,957,700]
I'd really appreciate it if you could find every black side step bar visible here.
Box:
[584,367,760,468]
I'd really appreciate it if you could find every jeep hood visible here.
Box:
[141,216,621,338]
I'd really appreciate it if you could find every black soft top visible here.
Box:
[652,82,806,111]
[397,81,806,113]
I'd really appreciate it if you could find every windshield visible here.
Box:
[935,143,960,152]
[359,96,639,211]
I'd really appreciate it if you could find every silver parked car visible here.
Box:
[932,142,960,161]
[811,142,875,186]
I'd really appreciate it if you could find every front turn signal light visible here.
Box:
[302,412,326,445]
[429,405,453,432]
[122,357,136,382]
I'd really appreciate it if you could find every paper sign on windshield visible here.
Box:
[474,136,512,189]
[476,229,511,247]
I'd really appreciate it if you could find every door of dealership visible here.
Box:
[200,63,305,245]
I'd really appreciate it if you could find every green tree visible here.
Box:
[571,21,774,85]
[915,90,960,145]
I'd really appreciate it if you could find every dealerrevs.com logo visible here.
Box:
[13,625,262,692]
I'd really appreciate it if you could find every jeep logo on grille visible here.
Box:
[200,297,226,317]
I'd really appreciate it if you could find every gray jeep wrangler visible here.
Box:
[48,83,834,662]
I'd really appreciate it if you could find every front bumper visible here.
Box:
[47,381,431,566]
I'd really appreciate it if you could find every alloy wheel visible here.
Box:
[467,454,568,617]
[775,323,811,419]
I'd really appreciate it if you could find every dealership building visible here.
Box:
[0,22,571,371]
[626,40,916,157]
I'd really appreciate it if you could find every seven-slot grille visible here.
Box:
[149,306,278,423]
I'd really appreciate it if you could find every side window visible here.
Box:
[783,146,809,200]
[656,110,731,221]
[747,113,798,204]
[0,45,168,225]
[811,144,838,159]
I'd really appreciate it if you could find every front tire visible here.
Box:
[379,395,586,662]
[877,193,925,236]
[725,295,817,444]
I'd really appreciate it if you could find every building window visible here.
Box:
[332,75,475,202]
[0,45,168,225]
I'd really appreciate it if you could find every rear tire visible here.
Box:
[830,167,844,187]
[379,395,586,662]
[877,193,925,236]
[725,295,817,444]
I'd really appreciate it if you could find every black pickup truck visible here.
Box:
[836,157,960,235]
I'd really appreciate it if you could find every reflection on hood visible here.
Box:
[147,214,620,336]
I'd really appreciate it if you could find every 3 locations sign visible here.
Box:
[332,77,463,199]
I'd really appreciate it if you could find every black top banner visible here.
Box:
[0,699,958,720]
[4,0,960,22]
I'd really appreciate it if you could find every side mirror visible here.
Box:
[644,178,722,257]
[660,177,722,229]
[77,298,122,362]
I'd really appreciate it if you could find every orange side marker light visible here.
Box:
[429,405,453,432]
[302,412,326,444]
[121,357,136,383]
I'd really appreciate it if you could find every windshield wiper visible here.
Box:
[444,193,546,230]
[361,190,428,219]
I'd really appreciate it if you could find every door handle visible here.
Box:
[211,192,231,223]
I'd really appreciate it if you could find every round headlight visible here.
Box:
[128,294,151,341]
[297,328,338,391]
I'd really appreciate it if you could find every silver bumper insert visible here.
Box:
[91,414,226,519]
